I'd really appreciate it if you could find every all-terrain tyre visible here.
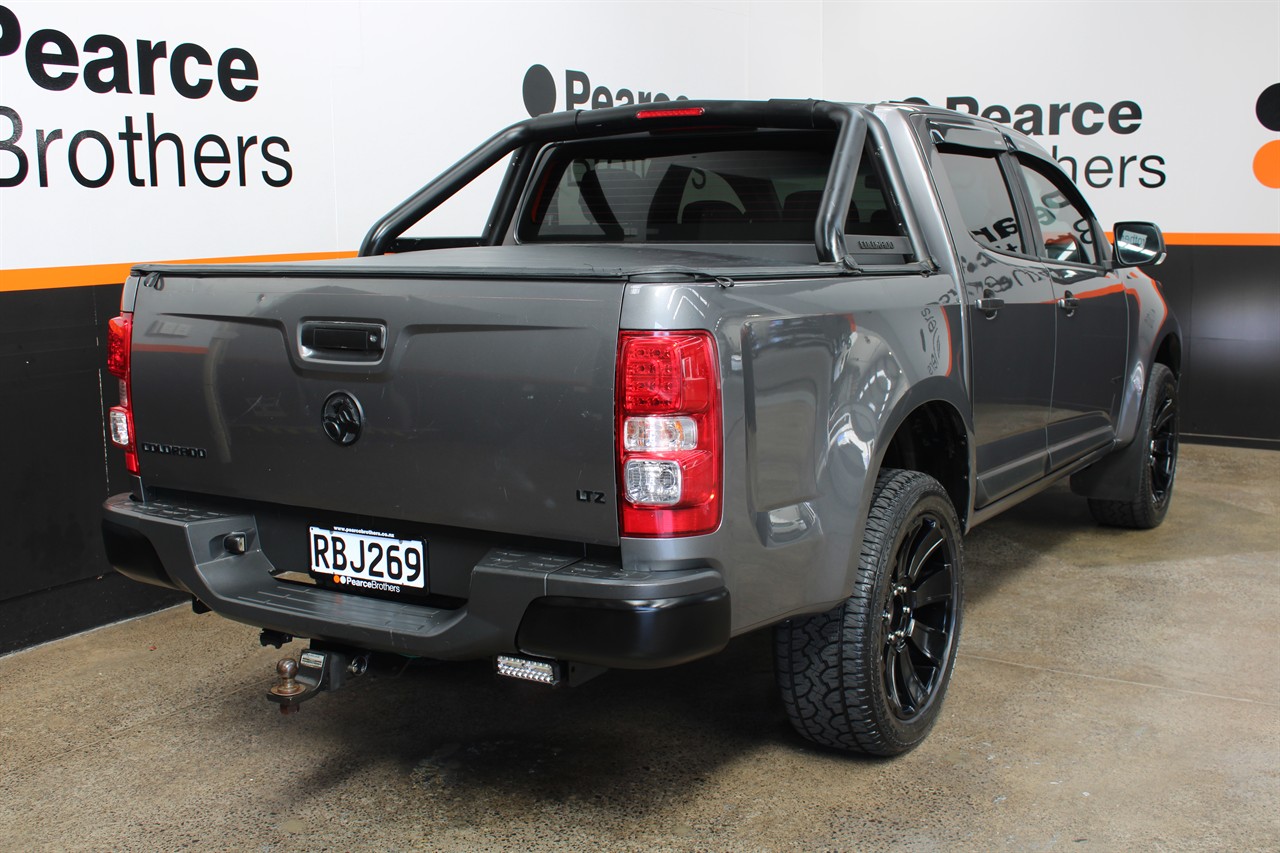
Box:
[775,469,963,756]
[1088,362,1179,529]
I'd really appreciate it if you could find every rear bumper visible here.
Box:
[517,591,730,669]
[101,494,729,668]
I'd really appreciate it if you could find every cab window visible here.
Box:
[519,133,907,245]
[1015,158,1099,266]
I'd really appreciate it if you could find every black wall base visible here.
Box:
[1156,245,1280,443]
[0,572,185,657]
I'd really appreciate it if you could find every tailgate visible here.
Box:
[128,273,623,545]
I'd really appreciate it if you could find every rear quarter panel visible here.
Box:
[619,272,970,633]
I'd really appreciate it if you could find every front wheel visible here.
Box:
[1088,362,1179,529]
[775,469,963,756]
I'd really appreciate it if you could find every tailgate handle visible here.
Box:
[299,322,386,356]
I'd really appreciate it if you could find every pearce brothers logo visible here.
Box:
[0,3,292,190]
[905,95,1166,190]
[522,64,688,117]
[1255,83,1280,189]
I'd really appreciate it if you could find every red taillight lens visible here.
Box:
[620,334,713,413]
[107,312,138,475]
[107,314,131,379]
[617,331,721,537]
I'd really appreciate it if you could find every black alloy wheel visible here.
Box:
[775,469,964,756]
[1148,392,1178,510]
[881,511,958,720]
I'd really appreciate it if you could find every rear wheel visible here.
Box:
[1088,362,1179,529]
[775,469,963,756]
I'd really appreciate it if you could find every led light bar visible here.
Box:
[496,655,561,685]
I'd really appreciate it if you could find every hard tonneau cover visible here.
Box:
[131,244,851,282]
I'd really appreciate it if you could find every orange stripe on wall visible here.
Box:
[0,251,358,293]
[1101,232,1278,247]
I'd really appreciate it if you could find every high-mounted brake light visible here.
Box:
[107,312,139,475]
[635,107,706,120]
[617,331,721,537]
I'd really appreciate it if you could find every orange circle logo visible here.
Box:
[1256,84,1280,189]
[1254,140,1280,189]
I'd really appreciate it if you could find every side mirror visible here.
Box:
[1113,221,1166,267]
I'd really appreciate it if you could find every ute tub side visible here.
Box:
[100,494,729,666]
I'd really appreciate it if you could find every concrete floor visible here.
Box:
[1,443,1277,851]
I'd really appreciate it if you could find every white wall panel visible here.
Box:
[820,0,1280,235]
[0,0,1272,277]
[0,0,808,272]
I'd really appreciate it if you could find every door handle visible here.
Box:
[976,291,1004,316]
[1057,292,1080,314]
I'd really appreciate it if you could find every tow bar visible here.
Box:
[267,646,369,714]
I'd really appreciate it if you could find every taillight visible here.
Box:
[617,331,721,537]
[635,106,706,120]
[107,313,138,475]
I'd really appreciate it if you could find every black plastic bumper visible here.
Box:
[101,494,730,669]
[102,518,187,591]
[517,590,731,669]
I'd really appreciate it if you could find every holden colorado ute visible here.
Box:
[101,100,1180,756]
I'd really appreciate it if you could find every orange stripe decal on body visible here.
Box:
[0,251,358,293]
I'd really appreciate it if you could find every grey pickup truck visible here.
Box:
[102,100,1180,755]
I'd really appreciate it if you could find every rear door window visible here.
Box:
[935,150,1024,255]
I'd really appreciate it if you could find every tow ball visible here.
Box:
[266,646,369,714]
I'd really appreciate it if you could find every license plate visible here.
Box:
[308,525,427,593]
